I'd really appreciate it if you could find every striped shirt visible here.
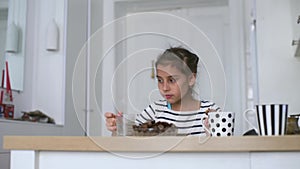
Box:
[136,100,220,136]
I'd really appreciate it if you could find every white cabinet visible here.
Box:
[251,152,300,169]
[6,136,300,169]
[10,150,300,169]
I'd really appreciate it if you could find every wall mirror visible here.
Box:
[0,1,8,63]
[0,0,26,92]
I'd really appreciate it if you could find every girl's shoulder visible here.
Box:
[200,100,220,110]
[200,100,215,106]
[147,99,220,111]
[144,100,169,112]
[143,100,167,114]
[151,99,168,108]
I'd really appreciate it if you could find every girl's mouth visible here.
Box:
[165,95,173,99]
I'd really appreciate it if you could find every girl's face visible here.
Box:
[156,64,196,104]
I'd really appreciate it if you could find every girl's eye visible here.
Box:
[157,78,163,83]
[169,78,176,83]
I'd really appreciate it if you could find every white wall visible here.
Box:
[256,0,300,113]
[99,0,116,136]
[0,0,87,168]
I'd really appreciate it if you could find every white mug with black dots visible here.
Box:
[207,112,235,137]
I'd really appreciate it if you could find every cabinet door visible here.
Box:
[36,152,251,169]
[0,153,9,169]
[251,152,300,169]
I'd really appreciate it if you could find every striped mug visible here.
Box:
[244,104,288,136]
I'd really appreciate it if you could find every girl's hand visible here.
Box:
[203,117,210,136]
[105,112,117,132]
[204,109,217,136]
[203,117,209,129]
[105,112,122,135]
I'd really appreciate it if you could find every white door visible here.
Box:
[113,4,245,135]
[115,6,228,111]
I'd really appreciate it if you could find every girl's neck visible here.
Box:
[170,93,200,111]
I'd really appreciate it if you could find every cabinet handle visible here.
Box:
[292,40,299,46]
[298,15,300,24]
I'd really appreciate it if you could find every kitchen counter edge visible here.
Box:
[3,135,300,152]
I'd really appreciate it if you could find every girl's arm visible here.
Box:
[210,103,221,112]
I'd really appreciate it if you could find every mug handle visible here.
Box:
[199,116,211,144]
[243,109,259,134]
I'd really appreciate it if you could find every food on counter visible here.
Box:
[132,120,177,136]
[21,110,55,124]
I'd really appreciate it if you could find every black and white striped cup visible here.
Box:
[244,104,288,136]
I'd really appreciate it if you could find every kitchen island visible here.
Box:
[3,136,300,169]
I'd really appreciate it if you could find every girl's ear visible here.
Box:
[188,73,196,87]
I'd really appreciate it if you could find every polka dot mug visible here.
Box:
[206,112,235,137]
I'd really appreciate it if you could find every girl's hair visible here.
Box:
[155,47,199,75]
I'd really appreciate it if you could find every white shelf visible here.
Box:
[0,118,63,127]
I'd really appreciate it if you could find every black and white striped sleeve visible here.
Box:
[136,104,156,124]
[210,102,221,111]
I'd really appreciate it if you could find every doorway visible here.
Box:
[108,0,247,135]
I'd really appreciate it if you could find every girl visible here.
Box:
[105,47,220,136]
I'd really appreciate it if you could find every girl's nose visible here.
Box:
[163,81,170,91]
